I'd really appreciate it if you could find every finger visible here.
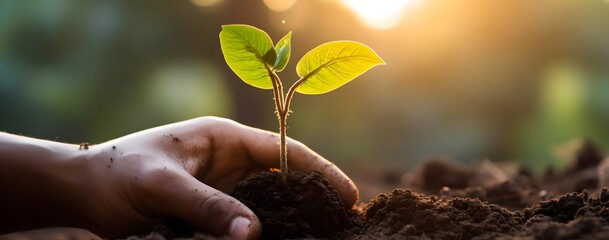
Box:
[284,139,359,207]
[219,121,359,207]
[143,170,261,239]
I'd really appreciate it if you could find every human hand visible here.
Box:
[76,117,358,239]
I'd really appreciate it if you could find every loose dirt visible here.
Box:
[128,141,609,240]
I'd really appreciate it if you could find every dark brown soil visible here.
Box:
[358,189,521,239]
[230,171,360,239]
[123,141,609,240]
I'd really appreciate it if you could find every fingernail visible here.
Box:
[228,216,251,240]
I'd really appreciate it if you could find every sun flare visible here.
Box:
[340,0,419,29]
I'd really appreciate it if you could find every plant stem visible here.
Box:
[284,77,306,115]
[271,73,308,182]
[268,68,289,181]
[269,69,284,113]
[278,114,288,182]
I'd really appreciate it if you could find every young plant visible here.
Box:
[219,24,384,181]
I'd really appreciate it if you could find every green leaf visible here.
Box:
[262,48,277,67]
[273,31,292,72]
[219,24,276,89]
[295,41,385,94]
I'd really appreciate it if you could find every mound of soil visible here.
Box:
[230,171,359,239]
[357,189,520,239]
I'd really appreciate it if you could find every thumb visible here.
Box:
[149,172,261,239]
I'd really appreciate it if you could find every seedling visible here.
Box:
[219,24,384,181]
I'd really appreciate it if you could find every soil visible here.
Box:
[120,140,609,240]
[12,141,608,239]
[230,171,359,239]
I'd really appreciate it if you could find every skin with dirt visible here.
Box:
[128,140,609,240]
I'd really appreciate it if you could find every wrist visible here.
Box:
[0,133,96,232]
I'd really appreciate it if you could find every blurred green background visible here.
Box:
[1,0,609,172]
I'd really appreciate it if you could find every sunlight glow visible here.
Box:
[340,0,419,29]
[264,0,298,12]
[191,0,221,7]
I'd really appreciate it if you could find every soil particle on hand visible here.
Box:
[78,142,90,150]
[167,133,182,143]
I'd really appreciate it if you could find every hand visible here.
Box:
[0,117,358,239]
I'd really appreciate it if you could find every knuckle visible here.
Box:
[199,116,238,129]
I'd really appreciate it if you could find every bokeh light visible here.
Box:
[191,0,222,7]
[340,0,420,29]
[263,0,298,12]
